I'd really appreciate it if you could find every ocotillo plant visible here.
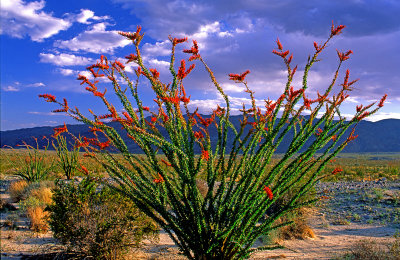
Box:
[3,137,54,183]
[40,23,387,259]
[52,134,81,180]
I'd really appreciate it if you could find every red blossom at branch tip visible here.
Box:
[331,21,346,36]
[154,173,164,183]
[378,94,387,107]
[53,123,68,137]
[276,38,283,50]
[193,131,204,139]
[201,150,209,161]
[336,49,353,62]
[172,37,188,45]
[263,186,273,200]
[331,167,343,175]
[150,68,160,79]
[313,41,323,52]
[38,94,56,103]
[118,25,142,41]
[79,165,89,175]
[112,60,125,72]
[177,59,195,80]
[228,70,250,82]
[125,54,138,64]
[272,49,290,59]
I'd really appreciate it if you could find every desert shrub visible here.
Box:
[26,206,49,233]
[339,236,400,260]
[19,180,55,201]
[20,183,54,233]
[8,179,29,202]
[46,177,159,260]
[3,137,54,182]
[41,23,387,259]
[52,134,81,180]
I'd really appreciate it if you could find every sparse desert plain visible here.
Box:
[1,152,399,259]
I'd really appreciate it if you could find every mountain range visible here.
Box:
[1,116,399,153]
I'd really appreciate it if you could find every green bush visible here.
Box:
[46,177,159,259]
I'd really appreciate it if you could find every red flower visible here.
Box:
[193,131,204,139]
[125,54,138,63]
[154,173,164,183]
[263,186,273,200]
[272,50,290,59]
[183,40,199,55]
[336,49,353,62]
[149,68,160,79]
[330,21,346,36]
[161,159,172,167]
[177,59,195,80]
[313,41,323,52]
[183,40,200,61]
[331,167,343,175]
[53,123,68,137]
[80,165,89,175]
[38,94,56,103]
[196,113,215,127]
[118,26,142,41]
[276,38,283,50]
[201,150,209,161]
[229,70,250,82]
[172,37,188,45]
[142,106,150,111]
[378,94,387,108]
[112,60,125,72]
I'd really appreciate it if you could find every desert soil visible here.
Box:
[1,177,399,259]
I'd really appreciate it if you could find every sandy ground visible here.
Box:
[1,177,398,259]
[2,213,396,259]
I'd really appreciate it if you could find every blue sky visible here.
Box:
[1,0,399,131]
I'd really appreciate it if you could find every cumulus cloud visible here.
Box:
[113,0,400,38]
[54,22,131,54]
[2,86,20,92]
[58,68,77,76]
[0,0,71,41]
[39,53,93,66]
[68,9,110,24]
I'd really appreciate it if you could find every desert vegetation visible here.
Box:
[1,22,398,259]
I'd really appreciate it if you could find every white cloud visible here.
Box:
[0,0,71,41]
[72,9,109,24]
[27,82,45,87]
[54,22,131,54]
[2,86,20,92]
[366,112,400,122]
[39,53,93,66]
[143,40,171,57]
[58,68,77,76]
[28,111,57,116]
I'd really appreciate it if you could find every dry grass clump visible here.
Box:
[337,237,400,259]
[26,206,49,233]
[8,179,29,202]
[19,182,54,233]
[30,187,53,205]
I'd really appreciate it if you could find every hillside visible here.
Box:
[1,117,399,153]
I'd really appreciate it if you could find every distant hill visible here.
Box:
[1,117,399,153]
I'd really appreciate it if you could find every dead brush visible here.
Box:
[26,206,49,233]
[30,186,53,205]
[338,236,400,260]
[9,179,28,202]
